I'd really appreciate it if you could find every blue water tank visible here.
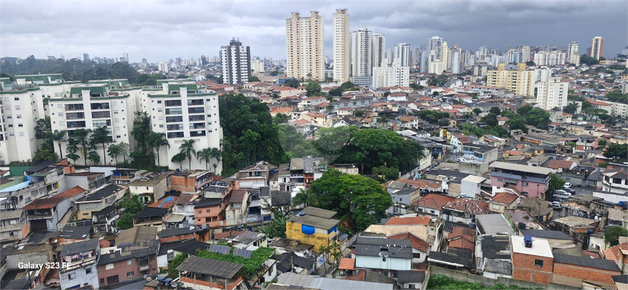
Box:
[587,229,594,234]
[158,277,165,283]
[25,175,31,181]
[165,278,172,285]
[524,235,532,246]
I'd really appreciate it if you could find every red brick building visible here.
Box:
[511,235,554,284]
[97,247,158,287]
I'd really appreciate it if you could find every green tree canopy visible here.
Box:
[580,54,599,66]
[489,107,501,115]
[603,144,628,163]
[329,128,425,175]
[306,81,322,96]
[548,173,566,194]
[604,226,628,247]
[284,78,300,88]
[563,103,578,114]
[248,76,261,82]
[309,169,393,230]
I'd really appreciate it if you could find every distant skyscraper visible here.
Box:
[332,9,350,82]
[567,41,580,66]
[418,50,428,73]
[450,47,463,74]
[394,43,411,67]
[83,53,89,63]
[286,11,325,81]
[122,52,129,63]
[220,38,251,85]
[351,27,372,77]
[519,46,531,62]
[428,36,443,59]
[441,41,449,71]
[590,36,604,60]
[372,33,385,67]
[428,36,443,73]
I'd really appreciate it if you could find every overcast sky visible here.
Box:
[1,0,627,63]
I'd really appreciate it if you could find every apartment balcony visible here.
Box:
[602,179,628,190]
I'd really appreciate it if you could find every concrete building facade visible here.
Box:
[286,11,325,81]
[332,9,351,83]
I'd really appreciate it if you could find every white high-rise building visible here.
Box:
[372,33,386,68]
[418,49,428,73]
[286,11,325,81]
[567,41,580,66]
[534,51,566,66]
[441,41,449,72]
[252,58,265,73]
[158,62,168,73]
[351,27,373,77]
[536,77,569,110]
[140,81,222,171]
[450,47,463,74]
[394,43,411,67]
[49,83,139,165]
[590,36,604,60]
[519,46,531,62]
[332,9,351,83]
[220,38,251,85]
[428,36,443,59]
[372,58,410,88]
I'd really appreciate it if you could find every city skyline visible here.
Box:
[1,0,627,62]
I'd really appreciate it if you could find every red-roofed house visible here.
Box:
[447,227,475,252]
[269,107,293,117]
[303,113,332,127]
[23,186,87,231]
[489,192,521,213]
[603,242,628,275]
[440,198,488,224]
[386,216,431,226]
[415,194,455,217]
[388,232,430,263]
[546,160,577,173]
[450,134,472,153]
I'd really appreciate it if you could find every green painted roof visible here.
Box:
[147,93,216,98]
[0,176,26,191]
[15,73,63,84]
[168,83,198,94]
[69,84,108,96]
[88,79,131,89]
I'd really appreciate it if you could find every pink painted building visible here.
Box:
[489,162,553,199]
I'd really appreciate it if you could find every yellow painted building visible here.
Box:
[486,63,537,97]
[285,207,339,251]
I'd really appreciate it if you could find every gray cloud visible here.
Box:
[1,0,626,62]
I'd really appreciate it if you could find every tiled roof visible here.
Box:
[230,190,247,203]
[491,192,518,205]
[448,235,475,251]
[387,232,430,253]
[338,258,355,270]
[398,178,441,190]
[22,186,86,210]
[443,198,489,214]
[417,194,455,210]
[547,160,576,169]
[385,216,431,226]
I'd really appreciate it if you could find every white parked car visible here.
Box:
[551,201,562,208]
[564,182,572,188]
[554,190,572,200]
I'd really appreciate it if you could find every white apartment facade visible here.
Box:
[567,41,580,66]
[332,9,350,83]
[535,77,569,110]
[49,84,136,165]
[140,81,223,171]
[220,38,251,85]
[372,33,385,68]
[372,59,410,88]
[351,27,373,77]
[286,11,325,81]
[590,36,604,60]
[395,43,411,67]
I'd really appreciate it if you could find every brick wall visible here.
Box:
[511,252,554,284]
[159,233,196,244]
[553,262,620,286]
[97,254,158,287]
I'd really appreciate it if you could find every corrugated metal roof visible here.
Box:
[176,256,242,279]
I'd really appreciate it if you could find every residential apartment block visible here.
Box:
[220,38,251,85]
[140,81,222,171]
[286,11,325,81]
[332,9,351,83]
[486,63,537,97]
[535,77,569,110]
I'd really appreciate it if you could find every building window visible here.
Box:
[127,271,134,277]
[197,210,202,214]
[127,259,132,265]
[382,257,386,262]
[522,181,529,187]
[206,209,210,213]
[68,273,76,280]
[534,259,543,267]
[86,268,92,274]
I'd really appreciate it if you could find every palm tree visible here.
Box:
[319,244,330,274]
[91,126,109,165]
[329,241,342,264]
[149,132,169,168]
[209,147,222,174]
[179,139,196,170]
[292,188,318,208]
[50,130,66,159]
[72,129,91,166]
[196,148,212,170]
